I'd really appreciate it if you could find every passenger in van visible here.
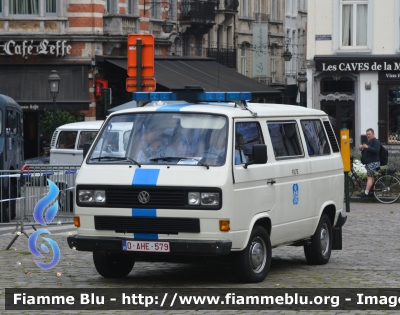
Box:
[136,125,177,162]
[202,129,246,164]
[175,128,201,156]
[358,128,381,197]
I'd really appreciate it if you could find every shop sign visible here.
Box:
[0,39,72,58]
[315,35,332,41]
[252,22,268,77]
[316,58,400,72]
[21,104,39,110]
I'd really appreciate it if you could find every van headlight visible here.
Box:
[188,192,219,206]
[78,190,106,203]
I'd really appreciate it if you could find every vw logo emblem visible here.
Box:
[138,191,150,204]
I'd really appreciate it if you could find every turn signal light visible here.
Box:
[219,220,230,231]
[74,216,80,227]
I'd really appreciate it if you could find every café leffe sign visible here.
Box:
[0,39,72,57]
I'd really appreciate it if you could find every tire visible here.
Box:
[304,214,332,265]
[373,174,400,204]
[57,184,74,212]
[232,225,272,283]
[93,252,135,278]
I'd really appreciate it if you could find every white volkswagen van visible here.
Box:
[50,120,104,165]
[68,92,346,283]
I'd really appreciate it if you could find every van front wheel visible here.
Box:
[304,214,332,265]
[232,225,271,283]
[93,252,135,278]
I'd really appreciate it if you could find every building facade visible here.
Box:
[235,0,307,103]
[0,0,297,159]
[307,0,400,150]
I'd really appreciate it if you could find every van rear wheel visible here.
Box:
[232,225,271,283]
[93,252,135,278]
[304,214,332,265]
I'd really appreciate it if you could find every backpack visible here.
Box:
[379,144,389,166]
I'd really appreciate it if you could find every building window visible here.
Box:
[10,0,39,14]
[46,0,56,13]
[285,0,291,16]
[270,45,277,82]
[240,45,246,75]
[107,0,112,13]
[241,0,248,17]
[320,77,354,93]
[292,0,297,16]
[271,0,277,19]
[341,0,368,46]
[128,0,135,14]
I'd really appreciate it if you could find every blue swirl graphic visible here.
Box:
[28,229,61,269]
[33,179,59,226]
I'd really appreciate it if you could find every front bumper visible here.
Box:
[67,235,232,256]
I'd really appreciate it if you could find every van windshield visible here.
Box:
[87,113,228,166]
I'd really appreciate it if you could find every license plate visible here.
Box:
[122,240,170,252]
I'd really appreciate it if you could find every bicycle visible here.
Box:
[346,156,400,204]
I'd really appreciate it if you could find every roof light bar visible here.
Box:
[131,92,252,102]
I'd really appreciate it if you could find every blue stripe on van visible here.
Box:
[156,104,193,112]
[132,168,159,239]
[132,169,160,186]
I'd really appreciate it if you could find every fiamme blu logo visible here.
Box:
[28,179,61,269]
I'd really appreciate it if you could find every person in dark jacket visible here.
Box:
[358,128,380,197]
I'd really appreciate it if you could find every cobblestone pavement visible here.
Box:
[1,202,399,315]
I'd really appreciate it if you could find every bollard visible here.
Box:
[340,128,351,212]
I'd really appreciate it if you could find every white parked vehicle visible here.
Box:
[68,92,346,283]
[50,120,104,165]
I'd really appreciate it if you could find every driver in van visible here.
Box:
[136,124,177,162]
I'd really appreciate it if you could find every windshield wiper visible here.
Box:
[89,156,141,167]
[150,157,209,169]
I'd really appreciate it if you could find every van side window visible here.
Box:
[235,122,264,164]
[77,131,98,150]
[56,131,78,149]
[267,122,303,158]
[300,120,331,156]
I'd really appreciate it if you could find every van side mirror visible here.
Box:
[83,141,93,159]
[244,144,268,169]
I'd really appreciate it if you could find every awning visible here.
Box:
[0,65,91,110]
[105,58,282,98]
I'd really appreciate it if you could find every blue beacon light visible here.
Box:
[131,91,252,102]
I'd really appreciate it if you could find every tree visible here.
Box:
[40,110,78,135]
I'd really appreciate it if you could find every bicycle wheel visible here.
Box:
[373,174,400,204]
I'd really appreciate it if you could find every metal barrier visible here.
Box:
[1,165,80,249]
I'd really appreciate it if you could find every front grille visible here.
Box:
[94,216,200,234]
[106,186,185,208]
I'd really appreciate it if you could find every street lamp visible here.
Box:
[144,0,174,33]
[297,70,307,107]
[48,70,60,133]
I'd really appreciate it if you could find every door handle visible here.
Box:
[267,180,276,185]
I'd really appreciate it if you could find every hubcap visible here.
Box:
[249,236,267,273]
[320,223,329,256]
